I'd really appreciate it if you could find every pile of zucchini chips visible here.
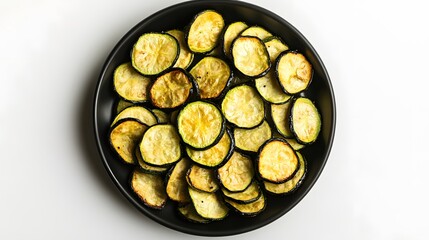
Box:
[109,10,321,222]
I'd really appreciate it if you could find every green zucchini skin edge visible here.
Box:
[269,98,294,139]
[289,97,322,145]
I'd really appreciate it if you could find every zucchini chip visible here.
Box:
[166,29,194,69]
[109,118,148,164]
[221,180,261,204]
[113,62,151,103]
[130,169,168,209]
[224,192,266,216]
[177,101,225,149]
[255,70,291,104]
[149,68,194,109]
[234,120,272,153]
[132,32,179,76]
[152,109,169,123]
[217,151,254,192]
[257,138,299,183]
[135,146,169,174]
[222,85,265,128]
[286,138,306,151]
[290,97,321,144]
[189,56,232,99]
[271,101,294,138]
[186,10,225,53]
[139,124,182,166]
[188,187,229,220]
[222,21,248,58]
[231,36,270,77]
[186,164,219,193]
[263,36,289,63]
[185,129,233,168]
[240,25,273,40]
[115,99,133,115]
[178,204,211,224]
[276,51,313,94]
[112,105,158,127]
[166,158,192,203]
[264,151,306,195]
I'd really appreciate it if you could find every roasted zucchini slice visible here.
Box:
[166,158,192,203]
[186,10,225,53]
[152,109,169,124]
[240,25,273,40]
[255,70,291,104]
[178,204,211,223]
[111,105,158,127]
[271,101,294,138]
[222,21,248,58]
[276,51,313,94]
[149,68,194,109]
[186,164,219,193]
[189,56,232,99]
[188,187,229,220]
[109,118,148,164]
[217,151,254,192]
[185,129,233,168]
[139,124,182,166]
[166,29,194,69]
[290,97,321,144]
[132,32,179,76]
[234,120,271,153]
[257,138,299,183]
[115,99,134,115]
[113,62,151,103]
[130,169,168,209]
[264,151,306,194]
[222,85,265,128]
[231,36,270,77]
[177,101,225,149]
[286,138,306,151]
[263,36,289,63]
[224,192,266,216]
[221,180,261,204]
[135,146,169,174]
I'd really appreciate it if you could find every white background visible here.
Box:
[1,0,428,239]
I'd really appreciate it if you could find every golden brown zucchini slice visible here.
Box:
[188,187,229,220]
[240,25,273,40]
[185,129,233,168]
[255,70,291,104]
[264,151,306,194]
[132,32,179,76]
[231,36,270,77]
[178,204,211,223]
[113,62,151,103]
[109,118,148,164]
[152,109,169,124]
[166,29,194,69]
[234,120,271,153]
[177,101,225,149]
[111,105,158,127]
[149,68,194,109]
[276,51,313,94]
[224,192,266,216]
[290,97,321,144]
[186,164,219,193]
[186,10,225,53]
[166,158,192,203]
[221,85,265,128]
[130,169,168,209]
[263,36,289,63]
[217,151,254,192]
[189,56,232,99]
[257,138,299,183]
[222,21,248,58]
[271,101,294,138]
[135,146,169,174]
[139,124,182,166]
[221,180,261,204]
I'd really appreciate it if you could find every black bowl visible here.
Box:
[93,0,336,236]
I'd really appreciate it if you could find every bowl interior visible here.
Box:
[94,0,335,236]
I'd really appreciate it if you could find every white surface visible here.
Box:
[1,0,428,239]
